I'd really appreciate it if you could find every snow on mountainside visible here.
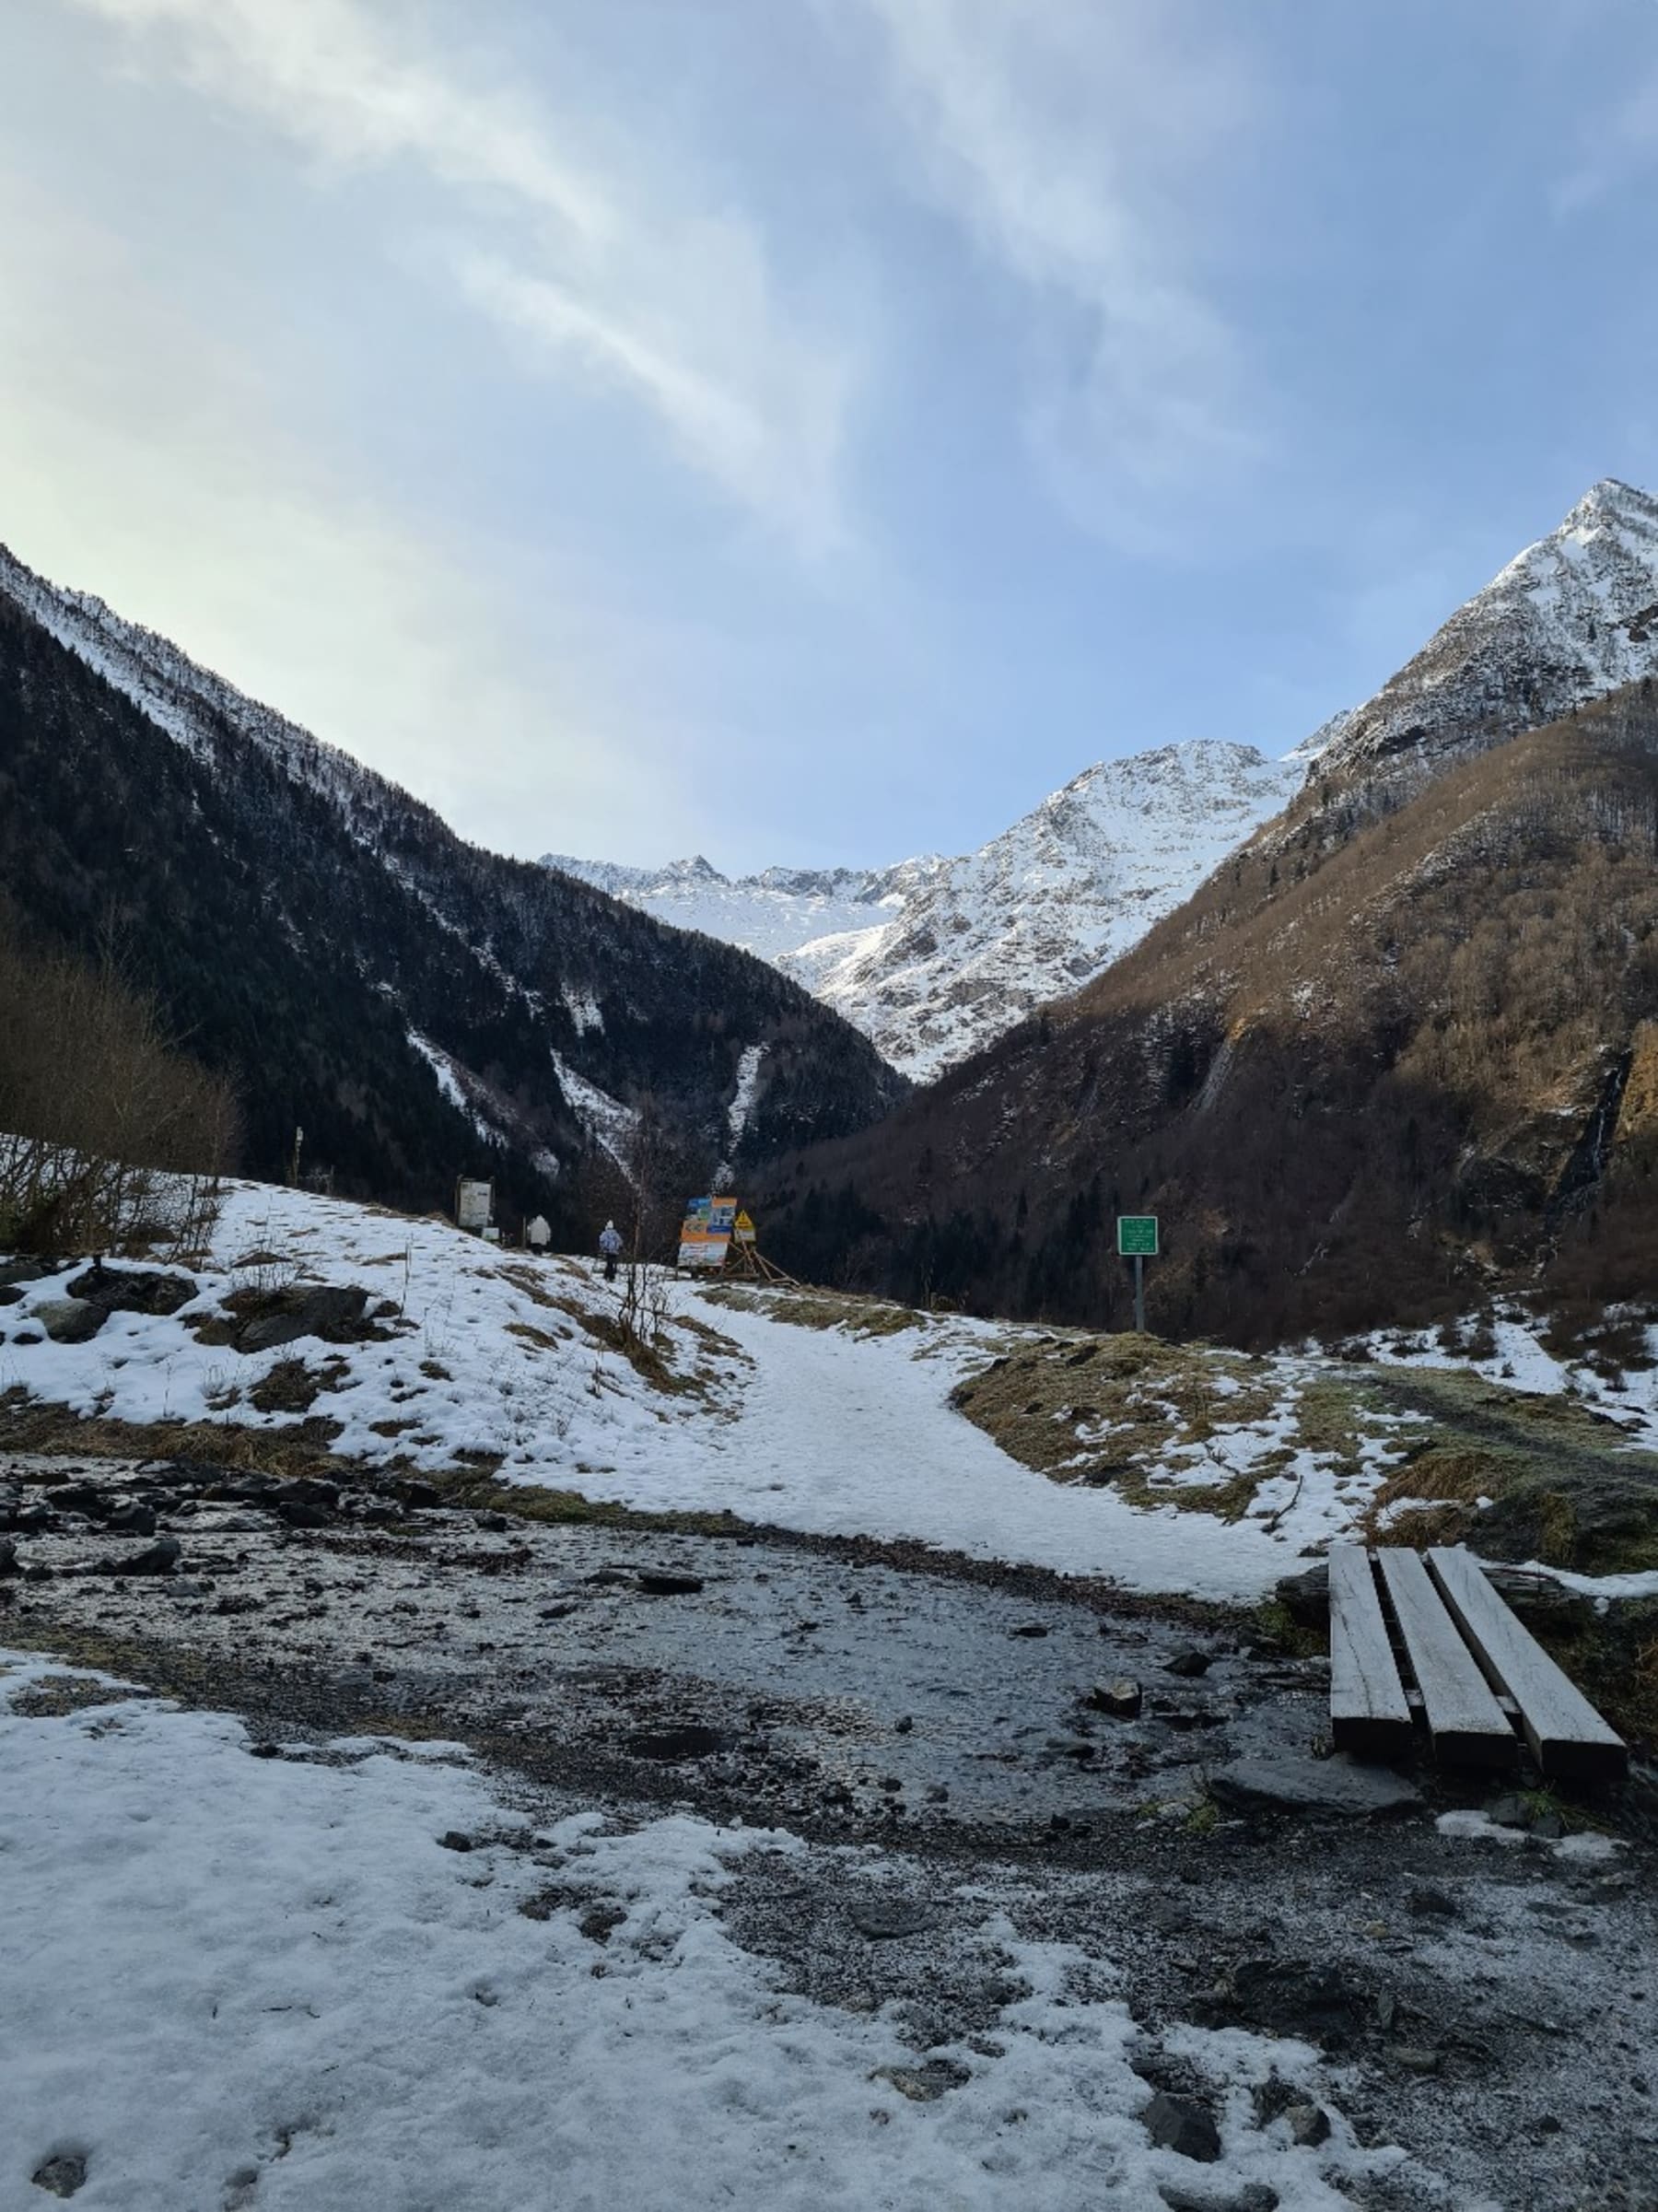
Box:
[1305,477,1658,792]
[0,543,905,1211]
[549,742,1301,1082]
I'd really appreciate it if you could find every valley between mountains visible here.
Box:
[6,481,1658,2212]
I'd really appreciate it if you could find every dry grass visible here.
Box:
[701,1282,926,1338]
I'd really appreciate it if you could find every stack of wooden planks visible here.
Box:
[1327,1544,1627,1783]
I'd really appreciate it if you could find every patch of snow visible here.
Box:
[406,1031,502,1149]
[0,1649,1438,2211]
[550,1053,640,1175]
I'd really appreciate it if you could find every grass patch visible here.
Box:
[701,1283,927,1338]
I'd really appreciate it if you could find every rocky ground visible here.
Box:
[4,1445,1656,2211]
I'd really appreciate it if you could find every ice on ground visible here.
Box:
[0,1651,1425,2212]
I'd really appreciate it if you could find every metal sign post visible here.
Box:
[1116,1215,1159,1333]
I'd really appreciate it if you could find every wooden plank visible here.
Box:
[1427,1547,1628,1785]
[1327,1545,1414,1759]
[1374,1548,1517,1769]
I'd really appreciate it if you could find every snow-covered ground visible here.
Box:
[0,1649,1450,2212]
[3,1181,1407,1604]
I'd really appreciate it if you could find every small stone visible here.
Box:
[1160,2190,1279,2212]
[847,1897,934,1940]
[1486,1794,1532,1830]
[1407,1886,1457,1919]
[1531,1809,1566,1841]
[31,2153,88,2197]
[0,1539,18,1577]
[106,1502,157,1538]
[1392,2046,1441,2075]
[1143,2089,1221,2162]
[438,1831,474,1853]
[1010,1621,1049,1638]
[1287,2102,1332,2147]
[1165,1647,1212,1679]
[476,1512,509,1532]
[102,1536,181,1576]
[1090,1679,1143,1719]
[893,1715,914,1733]
[636,1571,705,1596]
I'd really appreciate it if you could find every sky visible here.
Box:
[5,1,1658,874]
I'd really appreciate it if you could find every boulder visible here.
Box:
[99,1536,181,1576]
[0,1258,49,1286]
[1208,1756,1422,1820]
[236,1284,371,1353]
[1165,1647,1213,1679]
[1143,2090,1220,2162]
[34,1299,106,1345]
[66,1264,196,1317]
[1089,1679,1144,1719]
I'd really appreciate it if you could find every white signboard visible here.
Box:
[456,1177,494,1233]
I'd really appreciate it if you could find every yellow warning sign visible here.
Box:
[734,1210,756,1245]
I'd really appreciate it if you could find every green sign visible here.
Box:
[1117,1215,1159,1257]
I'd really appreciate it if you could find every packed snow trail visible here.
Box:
[576,1282,1357,1603]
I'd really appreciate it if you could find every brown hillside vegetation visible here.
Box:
[759,682,1658,1345]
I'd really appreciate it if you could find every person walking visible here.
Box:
[598,1219,624,1282]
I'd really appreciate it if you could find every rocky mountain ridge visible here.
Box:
[552,740,1303,1080]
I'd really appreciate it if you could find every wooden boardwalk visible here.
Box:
[1327,1544,1627,1784]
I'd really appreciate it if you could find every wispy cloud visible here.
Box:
[851,0,1260,536]
[71,0,858,550]
[1554,59,1658,213]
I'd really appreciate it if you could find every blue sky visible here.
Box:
[6,1,1658,872]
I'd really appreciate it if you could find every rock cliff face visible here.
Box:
[552,740,1302,1080]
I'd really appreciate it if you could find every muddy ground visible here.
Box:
[4,1447,1656,2212]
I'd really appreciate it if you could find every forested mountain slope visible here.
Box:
[0,546,904,1229]
[758,681,1658,1346]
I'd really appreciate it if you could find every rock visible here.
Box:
[1251,2075,1300,2127]
[0,1538,18,1576]
[1275,1562,1329,1625]
[1160,2190,1279,2212]
[476,1512,509,1532]
[1531,1808,1566,1841]
[1485,1794,1533,1830]
[34,1298,106,1345]
[66,1264,196,1317]
[237,1283,371,1353]
[0,1258,48,1286]
[30,2153,87,2197]
[637,1571,705,1596]
[1208,1959,1367,2048]
[389,1478,443,1510]
[100,1536,181,1576]
[1392,2046,1442,2075]
[47,1482,107,1517]
[1287,2102,1332,2147]
[1010,1621,1049,1638]
[1165,1647,1213,1679]
[847,1897,934,1940]
[624,1724,724,1762]
[1208,1756,1422,1819]
[1407,1886,1458,1919]
[1143,2089,1221,2162]
[11,1329,43,1346]
[1089,1678,1143,1719]
[873,2061,968,2102]
[0,1284,22,1306]
[105,1502,157,1537]
[438,1832,474,1852]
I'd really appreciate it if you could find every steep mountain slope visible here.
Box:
[0,544,905,1227]
[760,684,1658,1343]
[550,741,1302,1079]
[1301,478,1658,805]
[752,479,1658,1344]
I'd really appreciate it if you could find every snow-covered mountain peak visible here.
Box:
[1306,476,1658,790]
[553,739,1301,1081]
